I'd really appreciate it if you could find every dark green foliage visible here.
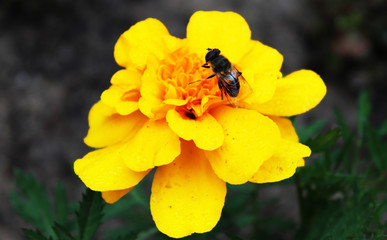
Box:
[295,91,387,239]
[23,229,51,240]
[10,169,56,238]
[52,223,76,240]
[76,189,105,240]
[305,128,341,153]
[357,92,372,141]
[55,182,70,227]
[10,173,105,240]
[296,119,327,143]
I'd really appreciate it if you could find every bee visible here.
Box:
[190,48,251,107]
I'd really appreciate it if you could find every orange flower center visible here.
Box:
[157,48,223,118]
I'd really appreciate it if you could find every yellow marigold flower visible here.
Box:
[74,11,326,238]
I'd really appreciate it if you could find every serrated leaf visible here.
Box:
[55,182,69,226]
[52,223,75,240]
[11,169,56,238]
[76,189,105,240]
[306,128,341,153]
[23,229,51,240]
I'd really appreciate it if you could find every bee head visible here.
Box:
[205,48,221,63]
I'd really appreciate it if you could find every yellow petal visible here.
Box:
[297,159,305,167]
[270,116,299,142]
[166,109,223,151]
[187,11,251,63]
[105,69,142,115]
[241,71,280,105]
[102,188,133,204]
[270,117,307,167]
[101,85,125,107]
[110,68,142,86]
[163,98,188,106]
[238,40,283,74]
[205,106,280,184]
[163,35,183,53]
[101,85,140,116]
[138,67,172,119]
[121,119,181,172]
[250,139,311,183]
[252,70,327,116]
[74,144,149,191]
[238,40,283,104]
[114,18,170,68]
[116,100,139,116]
[150,141,226,238]
[84,102,147,148]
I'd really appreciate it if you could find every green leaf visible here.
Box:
[10,169,56,238]
[76,189,105,240]
[52,223,75,240]
[333,108,352,142]
[305,128,341,153]
[295,119,326,143]
[23,229,51,240]
[332,108,354,170]
[364,124,387,171]
[55,182,69,226]
[301,193,383,240]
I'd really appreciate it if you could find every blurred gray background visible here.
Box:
[1,0,386,239]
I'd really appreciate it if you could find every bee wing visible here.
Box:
[232,66,253,98]
[224,91,239,108]
[218,75,239,108]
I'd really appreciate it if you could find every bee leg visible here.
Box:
[206,74,215,79]
[189,72,216,85]
[202,63,210,68]
[218,81,224,100]
[188,74,215,85]
[237,71,242,77]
